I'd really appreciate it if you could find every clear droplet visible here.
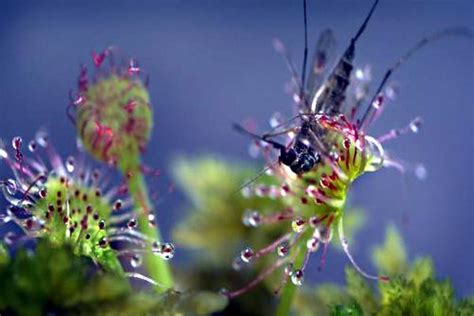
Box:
[306,237,320,252]
[318,226,333,243]
[38,187,47,199]
[5,179,17,195]
[248,141,260,159]
[130,254,143,268]
[269,112,284,128]
[291,217,306,233]
[148,214,156,227]
[240,247,254,263]
[160,242,175,260]
[409,117,422,133]
[11,136,22,151]
[415,164,427,180]
[4,231,16,245]
[127,218,137,229]
[65,156,75,173]
[28,140,37,153]
[277,243,289,257]
[291,269,304,286]
[242,209,261,227]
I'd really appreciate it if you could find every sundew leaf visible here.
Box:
[0,239,227,316]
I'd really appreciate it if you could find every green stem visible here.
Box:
[121,159,174,291]
[276,246,308,316]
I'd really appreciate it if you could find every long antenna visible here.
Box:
[232,123,286,150]
[300,0,309,97]
[353,0,380,44]
[359,27,473,129]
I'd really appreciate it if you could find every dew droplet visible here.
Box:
[28,140,37,153]
[242,209,261,227]
[4,231,16,245]
[5,179,17,195]
[415,164,427,180]
[38,187,47,199]
[306,237,320,252]
[291,269,304,286]
[284,263,293,276]
[409,117,422,133]
[269,112,284,128]
[113,199,123,211]
[277,243,289,257]
[11,136,22,151]
[65,156,75,173]
[127,218,137,229]
[160,242,175,260]
[248,141,260,159]
[130,254,143,268]
[317,226,333,243]
[147,213,156,227]
[98,236,108,248]
[291,217,306,233]
[240,247,254,263]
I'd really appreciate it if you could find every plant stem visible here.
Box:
[123,160,174,291]
[276,247,308,316]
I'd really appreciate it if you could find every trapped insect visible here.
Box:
[228,0,471,299]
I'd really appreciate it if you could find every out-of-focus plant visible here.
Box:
[294,226,474,316]
[0,239,226,316]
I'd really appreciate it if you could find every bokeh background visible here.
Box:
[0,0,472,297]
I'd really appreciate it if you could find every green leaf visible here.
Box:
[372,225,407,276]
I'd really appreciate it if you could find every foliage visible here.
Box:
[295,225,473,316]
[0,239,226,316]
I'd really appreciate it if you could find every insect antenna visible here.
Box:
[300,0,309,100]
[232,123,286,151]
[359,26,473,129]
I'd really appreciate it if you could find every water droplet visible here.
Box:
[11,136,22,151]
[5,179,17,195]
[113,199,122,211]
[241,186,253,198]
[160,242,175,260]
[277,243,289,257]
[269,112,284,128]
[291,269,304,286]
[98,219,106,230]
[36,131,49,147]
[240,247,254,263]
[127,218,137,229]
[28,140,37,153]
[130,254,143,268]
[219,288,229,296]
[148,214,156,227]
[65,156,75,173]
[415,164,427,180]
[306,237,320,252]
[409,117,422,133]
[38,187,47,199]
[98,236,108,248]
[4,231,16,245]
[317,226,333,243]
[284,263,293,276]
[242,210,261,227]
[291,217,306,233]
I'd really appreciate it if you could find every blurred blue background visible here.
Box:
[0,0,472,297]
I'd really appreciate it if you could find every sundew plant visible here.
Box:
[0,0,473,315]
